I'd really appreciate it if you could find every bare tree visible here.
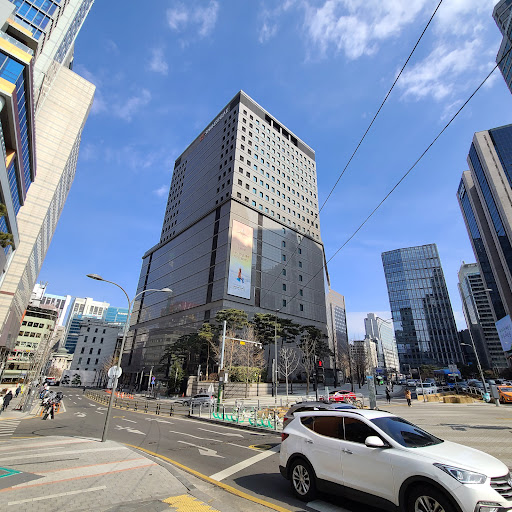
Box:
[299,333,316,396]
[278,346,299,398]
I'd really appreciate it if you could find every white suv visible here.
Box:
[279,409,512,512]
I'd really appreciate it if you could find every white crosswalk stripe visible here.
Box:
[0,419,20,436]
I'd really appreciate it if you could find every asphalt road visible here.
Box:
[13,390,380,512]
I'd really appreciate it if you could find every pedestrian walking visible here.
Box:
[15,385,21,398]
[385,388,391,404]
[405,389,412,407]
[2,390,13,411]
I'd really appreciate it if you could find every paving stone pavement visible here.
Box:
[0,436,268,512]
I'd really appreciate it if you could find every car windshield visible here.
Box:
[371,416,443,448]
[330,390,348,395]
[499,387,512,392]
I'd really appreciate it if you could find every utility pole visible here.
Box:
[216,320,227,408]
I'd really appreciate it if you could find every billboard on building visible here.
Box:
[227,220,253,299]
[496,315,512,353]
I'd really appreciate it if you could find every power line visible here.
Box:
[283,46,511,314]
[260,0,443,305]
[318,0,444,214]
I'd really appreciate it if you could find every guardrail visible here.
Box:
[85,390,176,417]
[189,402,284,430]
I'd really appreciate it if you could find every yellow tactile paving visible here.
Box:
[164,494,220,511]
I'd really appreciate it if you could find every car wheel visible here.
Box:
[290,458,317,501]
[407,484,456,512]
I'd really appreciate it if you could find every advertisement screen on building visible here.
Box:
[496,315,512,353]
[227,220,253,299]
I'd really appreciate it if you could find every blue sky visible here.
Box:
[38,0,512,339]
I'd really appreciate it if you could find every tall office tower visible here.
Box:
[124,91,327,385]
[326,288,349,383]
[457,125,512,347]
[63,297,109,354]
[0,0,95,369]
[493,0,512,94]
[382,244,463,369]
[364,313,400,373]
[458,262,507,370]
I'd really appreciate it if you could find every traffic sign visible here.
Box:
[448,364,458,373]
[108,366,122,379]
[151,376,156,385]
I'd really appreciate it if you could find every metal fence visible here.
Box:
[85,391,177,417]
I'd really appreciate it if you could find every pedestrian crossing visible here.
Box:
[0,419,20,437]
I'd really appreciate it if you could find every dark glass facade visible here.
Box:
[458,179,506,321]
[494,0,512,94]
[382,244,462,368]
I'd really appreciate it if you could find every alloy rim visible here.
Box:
[414,495,446,512]
[292,464,310,495]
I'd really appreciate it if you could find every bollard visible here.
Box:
[274,409,277,430]
[170,404,174,417]
[156,403,160,415]
[144,402,148,413]
[199,404,202,418]
[134,401,138,411]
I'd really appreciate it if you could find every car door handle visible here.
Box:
[342,448,353,454]
[305,439,313,444]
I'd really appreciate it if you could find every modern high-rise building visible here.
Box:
[326,288,349,384]
[457,262,507,370]
[364,313,400,373]
[63,297,109,354]
[382,244,463,368]
[29,282,71,326]
[0,0,95,369]
[457,125,512,362]
[124,91,327,385]
[493,0,512,94]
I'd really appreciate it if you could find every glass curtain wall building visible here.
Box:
[493,0,512,94]
[0,0,95,373]
[364,313,400,373]
[124,91,328,386]
[326,288,349,383]
[382,244,463,369]
[457,125,512,366]
[457,262,506,369]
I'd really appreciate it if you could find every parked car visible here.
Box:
[179,393,214,406]
[327,390,357,403]
[497,385,512,404]
[279,409,512,510]
[406,379,417,387]
[424,378,436,384]
[283,401,356,429]
[415,382,438,394]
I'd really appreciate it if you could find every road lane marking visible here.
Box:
[198,428,243,438]
[227,443,259,451]
[145,418,174,424]
[115,425,145,435]
[0,445,129,463]
[121,418,137,423]
[126,444,292,512]
[177,441,224,458]
[7,485,107,505]
[169,430,218,442]
[209,445,280,481]
[95,411,104,414]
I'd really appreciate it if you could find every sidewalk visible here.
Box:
[0,435,279,512]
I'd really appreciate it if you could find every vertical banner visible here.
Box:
[496,315,512,353]
[227,220,253,299]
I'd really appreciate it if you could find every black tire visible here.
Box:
[406,484,456,512]
[289,458,317,502]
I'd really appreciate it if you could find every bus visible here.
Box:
[433,368,462,387]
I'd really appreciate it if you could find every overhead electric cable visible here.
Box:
[283,45,512,313]
[260,0,443,304]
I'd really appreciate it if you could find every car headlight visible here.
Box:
[434,463,487,484]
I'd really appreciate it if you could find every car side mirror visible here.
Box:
[365,436,386,448]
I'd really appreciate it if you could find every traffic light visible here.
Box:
[317,359,323,368]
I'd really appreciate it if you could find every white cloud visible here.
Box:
[433,0,496,37]
[398,39,481,101]
[149,47,169,75]
[258,0,297,44]
[153,185,169,198]
[302,0,429,59]
[111,89,151,122]
[166,1,219,38]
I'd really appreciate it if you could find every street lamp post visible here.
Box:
[86,273,171,442]
[459,288,492,394]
